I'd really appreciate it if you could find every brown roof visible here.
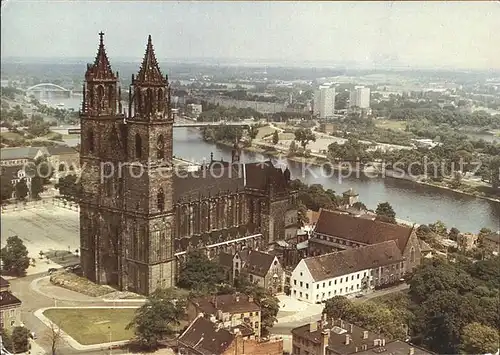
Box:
[314,209,413,252]
[45,146,78,156]
[245,161,289,193]
[0,277,10,288]
[178,316,235,355]
[292,318,382,355]
[244,250,277,277]
[189,293,260,315]
[354,340,435,355]
[304,241,403,282]
[173,166,244,202]
[484,232,500,244]
[0,291,21,308]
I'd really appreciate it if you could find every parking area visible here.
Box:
[1,204,80,274]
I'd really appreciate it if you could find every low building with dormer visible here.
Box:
[309,209,422,273]
[186,293,262,338]
[291,241,404,303]
[233,249,284,294]
[178,315,283,355]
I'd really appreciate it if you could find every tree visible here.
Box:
[375,202,396,224]
[323,296,353,320]
[28,157,53,199]
[294,128,316,149]
[46,321,63,355]
[127,288,186,349]
[352,201,367,210]
[296,201,309,227]
[489,156,500,189]
[1,176,14,203]
[177,250,226,293]
[448,227,460,241]
[14,178,29,201]
[55,174,81,200]
[272,130,279,145]
[429,220,447,236]
[0,327,13,352]
[248,125,259,141]
[460,322,499,355]
[1,235,30,276]
[11,326,30,353]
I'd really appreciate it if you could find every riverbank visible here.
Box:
[211,139,500,204]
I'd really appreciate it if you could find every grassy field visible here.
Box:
[43,308,136,345]
[256,125,276,139]
[374,120,407,130]
[0,132,24,140]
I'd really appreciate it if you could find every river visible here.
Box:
[50,96,500,233]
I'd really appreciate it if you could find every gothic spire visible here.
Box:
[134,35,167,85]
[85,31,117,81]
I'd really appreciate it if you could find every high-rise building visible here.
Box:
[349,86,371,109]
[314,84,335,119]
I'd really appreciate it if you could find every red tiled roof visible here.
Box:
[178,316,235,355]
[314,209,413,251]
[304,241,403,282]
[189,293,260,315]
[245,250,277,277]
[0,291,21,308]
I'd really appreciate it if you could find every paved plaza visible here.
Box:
[1,204,79,274]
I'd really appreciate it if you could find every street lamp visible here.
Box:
[108,325,112,355]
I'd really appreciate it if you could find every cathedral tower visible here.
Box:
[80,32,125,287]
[121,35,176,294]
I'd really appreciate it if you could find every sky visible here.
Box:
[1,1,500,70]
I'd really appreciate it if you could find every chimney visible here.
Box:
[409,348,414,355]
[382,339,386,346]
[212,295,218,308]
[248,296,253,303]
[349,323,353,333]
[362,345,368,350]
[363,330,368,339]
[340,319,345,329]
[345,334,350,345]
[321,330,330,355]
[309,321,318,333]
[355,347,359,353]
[235,294,240,302]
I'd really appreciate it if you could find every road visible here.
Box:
[8,273,139,355]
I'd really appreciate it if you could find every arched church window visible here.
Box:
[88,130,94,153]
[157,88,163,111]
[157,135,165,160]
[97,85,104,109]
[157,188,165,211]
[108,85,114,110]
[146,88,153,115]
[135,133,142,159]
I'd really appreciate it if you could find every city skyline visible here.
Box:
[1,1,500,70]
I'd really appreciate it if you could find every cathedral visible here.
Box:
[79,33,299,295]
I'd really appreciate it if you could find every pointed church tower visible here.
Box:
[121,35,176,295]
[80,32,126,289]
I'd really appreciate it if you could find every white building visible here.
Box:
[314,84,336,119]
[349,86,371,109]
[186,103,203,118]
[290,241,403,304]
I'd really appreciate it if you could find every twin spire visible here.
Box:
[86,32,167,85]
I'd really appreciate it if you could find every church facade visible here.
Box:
[79,33,299,295]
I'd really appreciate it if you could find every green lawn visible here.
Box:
[0,132,24,140]
[375,120,406,130]
[43,308,136,345]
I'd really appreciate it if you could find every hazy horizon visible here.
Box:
[1,1,500,70]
